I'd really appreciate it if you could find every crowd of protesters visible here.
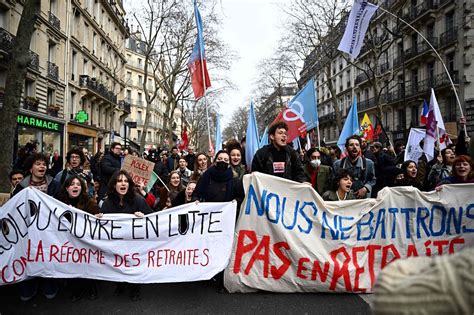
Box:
[6,117,474,302]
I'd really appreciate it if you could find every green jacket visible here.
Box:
[304,164,332,196]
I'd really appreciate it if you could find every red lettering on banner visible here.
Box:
[381,244,401,269]
[433,240,449,255]
[311,261,330,282]
[233,230,258,274]
[448,238,464,254]
[406,244,419,257]
[245,235,270,277]
[352,246,366,292]
[366,244,382,289]
[296,258,310,279]
[270,242,291,280]
[329,247,352,291]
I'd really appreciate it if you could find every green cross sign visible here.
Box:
[75,110,89,123]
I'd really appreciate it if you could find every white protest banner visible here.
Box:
[0,188,236,285]
[405,128,425,163]
[224,172,474,293]
[338,0,379,59]
[122,155,155,186]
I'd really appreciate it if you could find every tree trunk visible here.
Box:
[0,0,40,193]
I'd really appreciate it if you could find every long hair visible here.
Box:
[167,170,185,192]
[58,175,89,210]
[107,170,136,205]
[452,155,474,180]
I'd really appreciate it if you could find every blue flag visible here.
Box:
[337,96,360,151]
[288,79,319,131]
[215,115,222,152]
[245,102,259,170]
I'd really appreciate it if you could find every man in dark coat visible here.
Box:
[99,142,122,199]
[251,121,307,183]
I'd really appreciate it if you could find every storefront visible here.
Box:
[16,113,64,158]
[67,122,98,154]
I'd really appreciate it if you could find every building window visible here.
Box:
[92,32,97,54]
[71,50,77,80]
[83,59,88,75]
[446,95,456,122]
[138,75,143,85]
[445,12,454,31]
[411,105,419,126]
[397,108,406,130]
[427,62,435,85]
[24,79,35,97]
[446,52,455,73]
[47,88,55,106]
[48,42,56,63]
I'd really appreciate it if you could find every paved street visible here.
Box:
[0,280,370,314]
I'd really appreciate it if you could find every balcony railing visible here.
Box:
[79,75,117,103]
[48,11,61,31]
[440,28,457,47]
[318,113,335,124]
[393,38,439,68]
[359,98,376,111]
[355,73,369,85]
[0,27,14,52]
[47,61,59,81]
[403,1,437,23]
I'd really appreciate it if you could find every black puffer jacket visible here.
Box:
[251,144,307,183]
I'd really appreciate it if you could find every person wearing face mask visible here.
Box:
[192,150,244,207]
[304,148,332,196]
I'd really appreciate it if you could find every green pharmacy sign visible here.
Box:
[17,114,60,131]
[75,110,89,123]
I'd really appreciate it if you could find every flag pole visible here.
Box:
[376,5,467,137]
[317,125,321,149]
[193,0,212,154]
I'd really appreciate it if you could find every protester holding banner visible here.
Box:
[192,150,244,207]
[98,169,152,300]
[58,175,100,301]
[251,122,307,183]
[172,180,197,207]
[333,135,375,199]
[437,155,474,186]
[99,170,152,217]
[11,153,59,301]
[322,169,356,201]
[304,148,332,196]
[394,160,424,191]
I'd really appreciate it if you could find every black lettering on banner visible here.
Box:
[132,218,144,240]
[208,211,222,233]
[178,214,189,235]
[188,210,199,233]
[110,219,123,240]
[168,214,178,237]
[145,215,159,238]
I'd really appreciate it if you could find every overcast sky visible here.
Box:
[214,0,286,127]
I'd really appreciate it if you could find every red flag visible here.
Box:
[178,127,189,151]
[271,106,307,143]
[188,0,211,99]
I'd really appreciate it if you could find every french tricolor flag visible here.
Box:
[420,99,429,125]
[187,0,211,100]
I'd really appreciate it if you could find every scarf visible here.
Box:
[196,165,234,202]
